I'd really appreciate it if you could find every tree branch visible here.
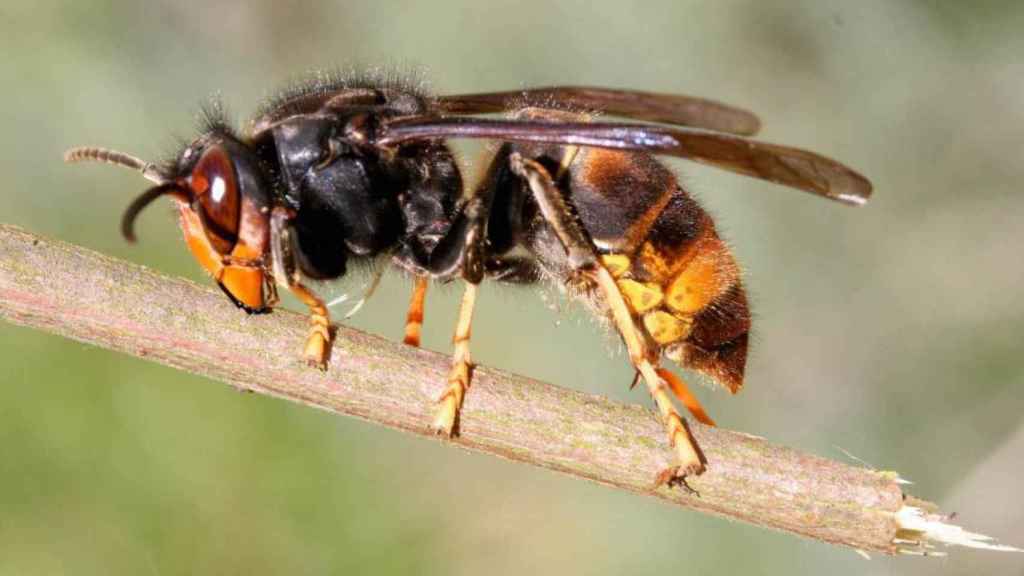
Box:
[0,223,1014,556]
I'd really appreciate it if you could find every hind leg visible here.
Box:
[590,265,707,483]
[509,153,706,485]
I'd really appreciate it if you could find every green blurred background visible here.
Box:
[2,1,1023,574]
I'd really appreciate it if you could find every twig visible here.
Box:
[0,223,1015,556]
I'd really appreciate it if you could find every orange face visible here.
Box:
[176,145,270,312]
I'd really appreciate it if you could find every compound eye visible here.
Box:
[189,145,240,254]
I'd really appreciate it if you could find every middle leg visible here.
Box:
[406,181,491,437]
[432,282,478,436]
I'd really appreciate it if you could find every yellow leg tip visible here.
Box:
[302,331,329,370]
[432,360,471,437]
[431,399,457,437]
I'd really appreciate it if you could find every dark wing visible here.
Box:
[378,117,871,205]
[434,86,761,136]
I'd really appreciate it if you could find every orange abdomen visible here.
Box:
[572,147,751,393]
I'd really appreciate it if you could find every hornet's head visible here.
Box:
[65,129,274,312]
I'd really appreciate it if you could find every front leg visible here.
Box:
[270,207,332,369]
